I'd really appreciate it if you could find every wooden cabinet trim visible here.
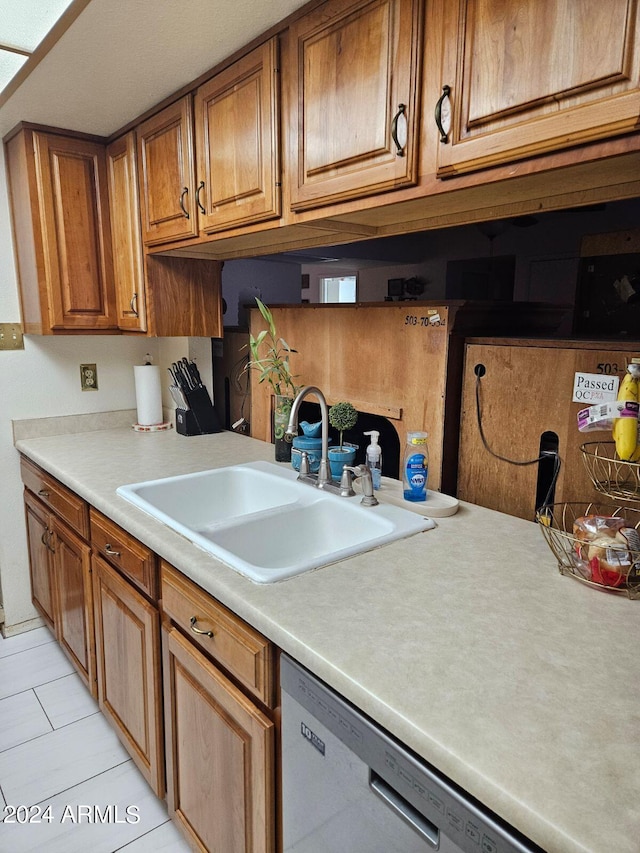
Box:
[51,515,97,697]
[21,456,90,540]
[137,96,198,246]
[5,127,117,333]
[162,624,275,853]
[93,554,165,796]
[32,132,117,329]
[437,0,640,177]
[161,561,274,708]
[106,132,147,332]
[23,488,56,630]
[144,254,223,338]
[90,507,158,600]
[288,0,423,211]
[194,36,282,233]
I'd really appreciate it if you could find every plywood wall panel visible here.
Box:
[248,302,570,494]
[458,340,640,520]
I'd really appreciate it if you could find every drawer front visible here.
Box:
[161,561,274,707]
[21,456,89,539]
[90,508,158,600]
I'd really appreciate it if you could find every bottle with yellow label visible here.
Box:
[403,431,428,502]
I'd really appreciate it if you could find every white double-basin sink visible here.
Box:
[116,461,433,583]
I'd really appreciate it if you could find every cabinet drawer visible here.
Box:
[161,561,274,707]
[21,456,89,539]
[90,509,158,600]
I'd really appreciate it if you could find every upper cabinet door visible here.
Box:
[288,0,423,212]
[436,0,640,177]
[137,96,198,245]
[106,132,146,331]
[195,38,281,233]
[33,133,116,331]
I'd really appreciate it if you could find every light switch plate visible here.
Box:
[0,323,24,350]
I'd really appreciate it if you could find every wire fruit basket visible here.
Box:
[580,441,640,502]
[536,501,640,599]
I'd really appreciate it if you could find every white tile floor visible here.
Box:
[0,626,191,852]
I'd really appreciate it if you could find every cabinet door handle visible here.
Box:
[41,529,55,553]
[38,488,50,498]
[129,292,138,316]
[104,543,121,558]
[179,187,190,219]
[435,85,451,143]
[190,616,214,638]
[391,103,407,156]
[195,181,206,214]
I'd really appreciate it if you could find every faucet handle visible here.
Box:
[299,450,310,476]
[339,466,356,497]
[343,465,378,506]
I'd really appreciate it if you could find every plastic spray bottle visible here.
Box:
[364,430,382,490]
[403,431,428,502]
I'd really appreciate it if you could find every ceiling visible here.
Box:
[0,0,310,138]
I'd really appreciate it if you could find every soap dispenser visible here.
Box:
[364,430,382,490]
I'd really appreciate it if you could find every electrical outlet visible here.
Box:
[80,363,98,391]
[0,323,24,350]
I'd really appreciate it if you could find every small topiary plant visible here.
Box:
[328,402,358,450]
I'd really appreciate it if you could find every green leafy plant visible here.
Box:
[328,401,358,450]
[246,298,302,398]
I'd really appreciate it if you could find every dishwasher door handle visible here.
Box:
[369,772,439,849]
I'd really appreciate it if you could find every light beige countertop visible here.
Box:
[14,425,640,853]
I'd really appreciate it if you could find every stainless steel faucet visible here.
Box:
[342,465,379,506]
[286,386,379,505]
[285,386,331,487]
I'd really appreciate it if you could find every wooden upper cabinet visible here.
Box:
[5,127,117,333]
[137,96,198,245]
[287,0,423,212]
[436,0,640,177]
[194,37,281,233]
[106,132,146,331]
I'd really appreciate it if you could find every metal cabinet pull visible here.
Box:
[104,543,121,558]
[129,292,138,316]
[391,103,407,156]
[41,529,55,553]
[38,488,50,498]
[434,84,451,143]
[195,181,206,214]
[179,187,190,219]
[190,616,214,638]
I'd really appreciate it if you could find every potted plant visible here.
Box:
[327,401,359,478]
[246,298,302,461]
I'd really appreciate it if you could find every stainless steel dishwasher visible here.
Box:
[281,655,540,853]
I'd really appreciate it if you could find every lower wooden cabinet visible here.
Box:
[52,515,96,696]
[162,624,275,853]
[92,554,164,796]
[23,489,56,631]
[22,462,96,698]
[22,456,280,853]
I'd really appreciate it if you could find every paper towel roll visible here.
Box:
[134,364,163,425]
